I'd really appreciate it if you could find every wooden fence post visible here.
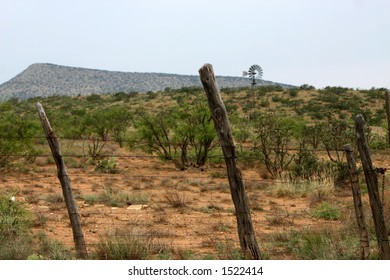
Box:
[355,114,390,259]
[199,63,261,260]
[343,144,370,259]
[385,90,390,148]
[36,102,88,259]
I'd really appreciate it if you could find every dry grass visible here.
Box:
[164,190,189,208]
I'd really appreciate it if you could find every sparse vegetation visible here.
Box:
[164,190,189,208]
[0,195,33,259]
[311,201,341,221]
[1,83,389,260]
[94,228,169,260]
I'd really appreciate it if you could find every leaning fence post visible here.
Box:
[343,144,370,259]
[199,63,261,260]
[36,102,88,259]
[355,114,390,259]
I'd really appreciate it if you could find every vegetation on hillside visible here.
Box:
[0,84,390,260]
[0,85,388,174]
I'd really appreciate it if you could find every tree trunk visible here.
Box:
[199,63,261,260]
[355,114,390,259]
[36,102,88,259]
[343,144,370,259]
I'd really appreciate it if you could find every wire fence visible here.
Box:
[1,136,389,259]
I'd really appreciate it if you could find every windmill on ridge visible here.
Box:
[243,64,263,104]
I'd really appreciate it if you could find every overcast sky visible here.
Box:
[1,0,389,89]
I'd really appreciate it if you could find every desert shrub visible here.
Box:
[292,145,320,179]
[288,88,299,97]
[369,109,385,126]
[94,228,161,260]
[321,86,350,95]
[215,241,245,260]
[369,133,387,150]
[35,232,73,260]
[99,186,127,207]
[302,124,322,149]
[286,227,359,259]
[311,201,341,220]
[258,85,284,93]
[95,157,119,174]
[271,95,282,102]
[81,106,132,158]
[0,195,33,259]
[253,113,299,178]
[299,84,315,90]
[97,186,148,207]
[134,98,217,168]
[362,87,387,101]
[164,190,189,208]
[309,189,331,207]
[86,94,102,102]
[0,104,41,167]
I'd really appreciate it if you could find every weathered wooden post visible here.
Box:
[199,63,261,260]
[343,144,370,259]
[36,102,88,259]
[385,90,390,148]
[355,114,390,259]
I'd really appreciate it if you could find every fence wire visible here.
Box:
[1,137,389,259]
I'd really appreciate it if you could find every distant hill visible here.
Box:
[0,63,294,100]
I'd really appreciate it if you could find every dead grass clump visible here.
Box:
[94,228,155,260]
[259,166,272,179]
[309,189,331,208]
[164,190,189,208]
[97,186,149,207]
[45,193,64,204]
[266,214,290,226]
[26,193,41,204]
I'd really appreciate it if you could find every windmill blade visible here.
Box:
[249,64,263,79]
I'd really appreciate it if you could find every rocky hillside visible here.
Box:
[0,63,293,100]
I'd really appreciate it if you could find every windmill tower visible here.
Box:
[243,64,263,104]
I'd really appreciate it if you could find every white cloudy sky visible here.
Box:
[1,0,389,89]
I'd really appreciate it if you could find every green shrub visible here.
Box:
[286,228,359,259]
[94,229,157,260]
[86,94,102,102]
[311,201,341,220]
[0,195,33,259]
[299,84,315,90]
[215,242,245,260]
[95,157,119,174]
[35,232,73,260]
[288,88,299,97]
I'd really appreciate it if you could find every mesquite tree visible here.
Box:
[253,112,296,178]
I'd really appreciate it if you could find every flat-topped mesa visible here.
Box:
[0,63,294,100]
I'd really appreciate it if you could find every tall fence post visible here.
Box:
[343,144,370,259]
[199,63,261,260]
[36,102,88,259]
[385,90,390,148]
[355,114,390,259]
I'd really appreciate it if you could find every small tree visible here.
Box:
[133,110,176,161]
[320,113,355,187]
[133,100,218,168]
[173,100,218,167]
[81,106,132,160]
[253,113,296,178]
[302,123,322,149]
[0,103,40,167]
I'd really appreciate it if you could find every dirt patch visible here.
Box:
[1,150,383,259]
